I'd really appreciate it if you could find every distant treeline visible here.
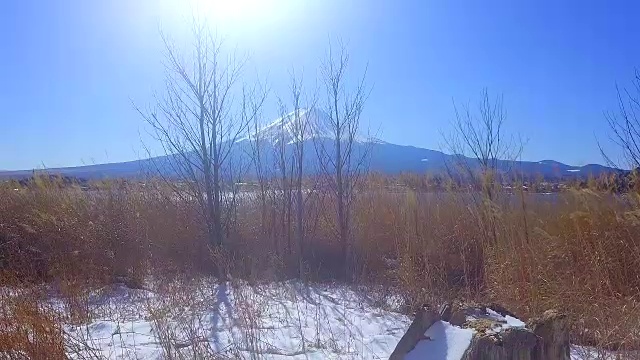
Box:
[4,169,639,194]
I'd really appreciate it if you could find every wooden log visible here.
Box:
[529,310,570,360]
[389,304,439,360]
[462,328,538,360]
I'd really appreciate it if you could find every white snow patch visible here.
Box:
[464,308,527,335]
[567,169,581,172]
[570,345,635,359]
[405,321,475,360]
[571,345,640,360]
[420,158,429,162]
[505,315,526,328]
[62,281,411,359]
[486,308,526,328]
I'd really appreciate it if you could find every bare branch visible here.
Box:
[135,19,263,250]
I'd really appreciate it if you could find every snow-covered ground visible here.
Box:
[2,280,628,359]
[62,280,410,359]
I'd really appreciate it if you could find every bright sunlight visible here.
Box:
[185,0,286,28]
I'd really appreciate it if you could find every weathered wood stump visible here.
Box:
[529,310,570,360]
[391,304,570,360]
[389,304,439,360]
[462,308,569,360]
[462,327,538,360]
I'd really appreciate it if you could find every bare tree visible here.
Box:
[137,20,264,248]
[274,98,295,256]
[443,89,520,294]
[602,70,640,170]
[315,42,369,278]
[287,73,318,277]
[446,89,519,200]
[245,70,316,275]
[247,92,275,251]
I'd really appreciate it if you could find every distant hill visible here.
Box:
[0,109,619,181]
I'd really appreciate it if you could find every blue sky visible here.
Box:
[1,0,638,170]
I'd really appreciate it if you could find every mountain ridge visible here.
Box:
[0,109,620,180]
[0,144,618,181]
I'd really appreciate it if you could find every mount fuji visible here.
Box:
[238,108,339,145]
[0,108,617,180]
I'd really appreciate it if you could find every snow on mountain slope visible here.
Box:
[238,108,370,145]
[238,108,335,145]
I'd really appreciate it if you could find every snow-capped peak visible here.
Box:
[239,108,334,145]
[238,107,377,145]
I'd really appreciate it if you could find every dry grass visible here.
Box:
[1,175,640,356]
[0,282,65,359]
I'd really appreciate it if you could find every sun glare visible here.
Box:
[159,0,303,37]
[190,0,278,26]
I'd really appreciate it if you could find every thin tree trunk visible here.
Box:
[295,146,304,277]
[213,158,222,246]
[199,92,218,247]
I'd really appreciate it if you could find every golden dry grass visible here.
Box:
[1,175,640,354]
